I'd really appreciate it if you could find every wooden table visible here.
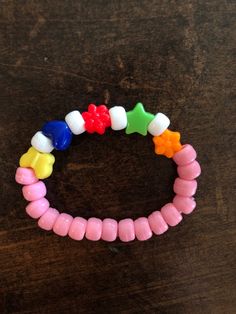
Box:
[0,1,235,313]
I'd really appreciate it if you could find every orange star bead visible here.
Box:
[153,129,182,158]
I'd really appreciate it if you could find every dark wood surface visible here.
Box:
[0,1,236,313]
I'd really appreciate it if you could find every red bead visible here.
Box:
[82,104,111,134]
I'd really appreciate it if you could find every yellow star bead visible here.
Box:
[20,147,55,179]
[153,129,182,158]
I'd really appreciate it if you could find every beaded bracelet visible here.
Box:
[15,103,201,242]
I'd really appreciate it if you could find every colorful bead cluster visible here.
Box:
[15,103,201,242]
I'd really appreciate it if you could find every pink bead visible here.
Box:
[173,195,196,214]
[85,218,102,241]
[38,207,59,231]
[148,211,168,235]
[26,198,50,219]
[134,217,152,241]
[118,218,135,242]
[173,144,197,166]
[101,218,118,242]
[53,213,73,237]
[15,167,38,185]
[177,160,201,180]
[174,178,197,197]
[22,181,47,201]
[161,203,182,226]
[68,217,87,241]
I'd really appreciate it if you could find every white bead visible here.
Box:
[109,106,127,130]
[148,112,170,136]
[65,110,85,135]
[31,131,54,153]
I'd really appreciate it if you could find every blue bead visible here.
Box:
[42,121,72,151]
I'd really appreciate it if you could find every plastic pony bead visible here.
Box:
[109,106,127,130]
[15,167,39,185]
[65,110,86,135]
[148,112,170,136]
[19,147,55,179]
[31,131,54,153]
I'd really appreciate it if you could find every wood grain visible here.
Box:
[0,1,236,313]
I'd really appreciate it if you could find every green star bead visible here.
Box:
[125,102,154,136]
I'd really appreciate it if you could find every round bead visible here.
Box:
[38,207,59,231]
[26,198,50,219]
[109,106,127,130]
[31,131,54,153]
[65,110,85,135]
[85,218,102,241]
[101,218,118,242]
[68,217,87,241]
[173,195,196,214]
[22,181,46,201]
[148,211,168,235]
[134,217,152,241]
[173,144,197,166]
[161,203,182,226]
[174,178,197,197]
[53,213,73,237]
[118,218,135,242]
[15,167,38,185]
[148,112,170,136]
[177,160,201,180]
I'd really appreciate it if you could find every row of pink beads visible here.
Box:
[15,144,201,242]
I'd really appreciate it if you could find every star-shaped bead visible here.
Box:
[125,103,154,136]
